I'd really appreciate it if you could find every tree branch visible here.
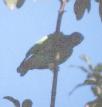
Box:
[55,0,67,33]
[50,1,67,107]
[50,68,59,107]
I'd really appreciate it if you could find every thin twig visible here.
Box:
[50,1,67,107]
[55,0,67,33]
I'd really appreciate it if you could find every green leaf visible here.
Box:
[91,86,102,97]
[69,65,89,73]
[74,0,91,20]
[99,0,102,21]
[80,54,94,71]
[95,63,102,72]
[3,96,20,107]
[86,98,102,107]
[80,54,91,64]
[22,99,33,107]
[69,79,96,96]
[16,0,25,8]
[4,0,17,10]
[4,0,25,10]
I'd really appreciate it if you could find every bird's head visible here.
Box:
[67,32,84,48]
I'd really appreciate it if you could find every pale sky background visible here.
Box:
[0,0,102,107]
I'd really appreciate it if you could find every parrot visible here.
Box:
[4,0,25,10]
[3,96,33,107]
[17,32,84,76]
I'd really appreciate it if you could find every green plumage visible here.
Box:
[17,32,84,76]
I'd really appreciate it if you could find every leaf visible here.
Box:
[69,79,96,96]
[22,99,33,107]
[95,63,102,72]
[99,0,102,21]
[95,0,99,2]
[69,65,89,73]
[80,54,93,71]
[74,0,91,20]
[80,54,91,64]
[4,96,33,107]
[4,0,25,10]
[4,0,17,10]
[3,96,20,107]
[16,0,25,8]
[85,98,102,107]
[91,86,102,97]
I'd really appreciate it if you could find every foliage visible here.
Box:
[69,55,102,107]
[3,96,33,107]
[3,0,102,21]
[4,0,25,10]
[74,0,91,20]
